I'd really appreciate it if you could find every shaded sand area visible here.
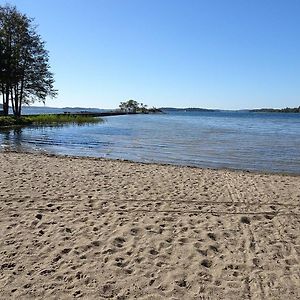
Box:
[0,151,299,299]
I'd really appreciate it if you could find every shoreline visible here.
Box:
[2,148,300,177]
[1,151,299,298]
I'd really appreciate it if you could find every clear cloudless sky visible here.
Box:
[2,0,300,109]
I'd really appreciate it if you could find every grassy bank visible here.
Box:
[0,114,103,127]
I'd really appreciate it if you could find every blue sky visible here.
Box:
[3,0,300,109]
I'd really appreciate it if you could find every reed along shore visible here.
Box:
[0,151,299,299]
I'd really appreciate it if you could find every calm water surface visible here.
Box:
[1,111,300,174]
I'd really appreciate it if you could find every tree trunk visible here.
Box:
[1,85,9,115]
[4,85,10,115]
[11,83,22,117]
[3,100,9,115]
[18,78,24,117]
[10,87,16,116]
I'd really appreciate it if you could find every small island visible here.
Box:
[118,100,162,114]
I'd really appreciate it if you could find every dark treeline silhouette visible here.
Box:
[0,4,56,117]
[250,107,300,113]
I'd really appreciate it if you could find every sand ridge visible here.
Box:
[0,151,299,299]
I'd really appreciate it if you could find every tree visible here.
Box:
[140,102,148,113]
[119,99,140,113]
[0,4,57,117]
[118,101,127,112]
[118,100,162,114]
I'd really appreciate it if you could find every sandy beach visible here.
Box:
[0,151,299,299]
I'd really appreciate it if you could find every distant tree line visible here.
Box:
[0,4,56,117]
[160,107,216,112]
[250,107,300,113]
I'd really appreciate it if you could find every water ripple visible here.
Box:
[1,111,300,174]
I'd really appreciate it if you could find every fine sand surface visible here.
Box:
[0,151,299,299]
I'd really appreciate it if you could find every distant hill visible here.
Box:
[250,107,300,113]
[160,107,217,112]
[62,106,104,111]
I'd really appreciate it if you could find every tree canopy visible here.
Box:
[0,4,57,116]
[119,100,148,113]
[118,100,163,114]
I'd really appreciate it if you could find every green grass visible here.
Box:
[0,116,31,127]
[0,114,103,127]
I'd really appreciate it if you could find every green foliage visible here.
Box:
[0,116,30,126]
[118,100,161,113]
[0,4,57,116]
[0,114,103,127]
[119,99,140,113]
[26,114,103,124]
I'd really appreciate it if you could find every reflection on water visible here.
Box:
[1,111,300,174]
[1,128,26,151]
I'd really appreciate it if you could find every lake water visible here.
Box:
[1,110,300,174]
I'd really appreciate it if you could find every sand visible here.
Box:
[0,151,299,299]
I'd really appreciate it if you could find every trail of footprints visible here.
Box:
[0,152,299,298]
[1,196,299,217]
[1,200,299,299]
